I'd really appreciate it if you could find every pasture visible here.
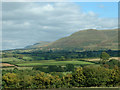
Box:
[84,57,120,61]
[2,67,33,70]
[16,60,95,66]
[2,57,23,62]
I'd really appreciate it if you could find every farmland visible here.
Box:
[1,56,119,70]
[16,60,94,66]
[1,50,120,69]
[1,49,120,89]
[1,58,95,70]
[2,57,24,62]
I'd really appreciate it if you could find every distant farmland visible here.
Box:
[16,60,94,66]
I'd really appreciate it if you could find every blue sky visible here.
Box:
[76,2,118,18]
[2,2,118,50]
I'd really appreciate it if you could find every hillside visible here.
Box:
[25,41,51,49]
[44,29,118,51]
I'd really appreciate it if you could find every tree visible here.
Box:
[48,65,58,72]
[100,52,110,64]
[20,75,33,88]
[33,72,62,88]
[72,67,86,87]
[48,65,64,72]
[62,74,73,88]
[83,66,110,87]
[58,56,65,61]
[66,64,74,72]
[2,73,20,88]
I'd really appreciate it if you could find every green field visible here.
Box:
[17,60,94,66]
[2,57,23,62]
[2,57,96,67]
[2,67,33,70]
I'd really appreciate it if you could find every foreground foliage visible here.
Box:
[2,65,120,89]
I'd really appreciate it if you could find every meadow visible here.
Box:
[2,57,24,63]
[16,60,94,66]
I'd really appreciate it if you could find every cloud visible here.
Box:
[98,4,105,8]
[2,2,118,50]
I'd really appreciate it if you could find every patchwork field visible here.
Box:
[2,56,119,70]
[84,57,120,61]
[16,60,94,66]
[1,63,15,67]
[2,67,33,70]
[2,57,24,62]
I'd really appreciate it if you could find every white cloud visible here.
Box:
[2,2,118,50]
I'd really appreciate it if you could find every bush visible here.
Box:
[2,65,120,88]
[3,73,20,88]
[105,59,120,69]
[65,64,75,72]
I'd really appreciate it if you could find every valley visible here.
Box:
[1,29,120,88]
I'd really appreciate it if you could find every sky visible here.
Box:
[2,2,118,50]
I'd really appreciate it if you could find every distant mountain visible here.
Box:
[25,41,51,49]
[44,29,118,51]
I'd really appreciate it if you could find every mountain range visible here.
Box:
[25,29,118,51]
[25,41,51,49]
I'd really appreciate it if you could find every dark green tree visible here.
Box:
[59,56,66,61]
[66,64,74,72]
[72,67,86,87]
[100,52,110,64]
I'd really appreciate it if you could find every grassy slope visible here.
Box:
[46,29,118,50]
[25,41,51,49]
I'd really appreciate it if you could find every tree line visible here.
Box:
[2,50,119,61]
[2,65,120,89]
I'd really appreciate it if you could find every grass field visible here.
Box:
[84,57,120,61]
[2,67,33,70]
[2,57,119,67]
[2,57,23,62]
[16,60,95,66]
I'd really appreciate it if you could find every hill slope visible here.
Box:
[25,41,51,49]
[45,29,118,51]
